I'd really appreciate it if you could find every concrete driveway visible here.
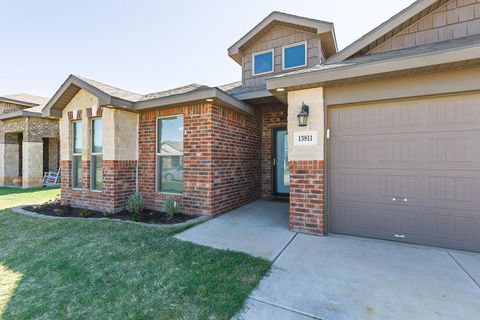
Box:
[175,201,480,320]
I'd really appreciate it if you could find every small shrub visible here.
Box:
[104,211,113,219]
[80,209,92,218]
[126,192,144,221]
[165,198,179,220]
[53,208,65,216]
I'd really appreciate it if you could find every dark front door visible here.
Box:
[273,128,290,196]
[43,138,49,173]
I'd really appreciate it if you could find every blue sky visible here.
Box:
[0,0,414,97]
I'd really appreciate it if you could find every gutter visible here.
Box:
[0,110,43,120]
[266,43,480,90]
[134,87,255,115]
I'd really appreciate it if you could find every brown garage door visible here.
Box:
[328,93,480,252]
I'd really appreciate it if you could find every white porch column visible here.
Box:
[22,141,43,188]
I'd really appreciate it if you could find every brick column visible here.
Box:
[289,160,325,234]
[287,88,326,235]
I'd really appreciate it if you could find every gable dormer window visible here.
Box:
[252,49,274,76]
[283,42,307,70]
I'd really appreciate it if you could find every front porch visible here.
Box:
[0,129,59,188]
[176,200,293,261]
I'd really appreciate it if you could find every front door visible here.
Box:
[273,128,290,196]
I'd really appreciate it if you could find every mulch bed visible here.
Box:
[26,202,199,225]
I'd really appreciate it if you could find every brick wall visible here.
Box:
[289,160,325,234]
[260,104,288,199]
[210,105,261,213]
[61,159,137,212]
[138,103,261,216]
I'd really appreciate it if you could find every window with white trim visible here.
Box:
[283,42,307,70]
[157,116,184,194]
[72,120,83,189]
[91,118,103,191]
[253,49,274,75]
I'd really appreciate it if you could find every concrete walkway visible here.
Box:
[175,201,480,320]
[176,200,293,261]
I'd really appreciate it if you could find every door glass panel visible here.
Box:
[276,130,290,194]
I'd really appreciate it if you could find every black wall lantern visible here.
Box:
[297,102,310,127]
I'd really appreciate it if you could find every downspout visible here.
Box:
[135,113,139,192]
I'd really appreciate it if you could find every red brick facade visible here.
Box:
[61,159,137,213]
[138,103,261,216]
[289,160,325,234]
[260,104,288,199]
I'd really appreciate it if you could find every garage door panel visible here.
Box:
[331,94,480,137]
[330,201,479,251]
[329,93,480,252]
[331,132,480,171]
[331,168,480,211]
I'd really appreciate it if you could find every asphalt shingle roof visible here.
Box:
[275,35,480,78]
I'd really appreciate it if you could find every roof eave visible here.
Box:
[0,97,39,108]
[134,88,255,115]
[0,110,43,120]
[43,75,135,118]
[267,44,480,90]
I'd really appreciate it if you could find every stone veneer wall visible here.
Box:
[0,113,59,187]
[260,104,288,199]
[0,102,25,115]
[138,103,261,216]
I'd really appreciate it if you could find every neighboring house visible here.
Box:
[0,94,59,188]
[42,0,480,252]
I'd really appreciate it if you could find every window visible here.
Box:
[157,116,184,194]
[91,118,103,191]
[253,49,274,75]
[283,42,307,70]
[72,121,83,189]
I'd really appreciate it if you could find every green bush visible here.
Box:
[80,209,92,218]
[126,192,144,221]
[165,198,179,220]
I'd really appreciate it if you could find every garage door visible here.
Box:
[328,93,480,252]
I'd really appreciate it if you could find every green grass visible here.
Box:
[0,187,60,210]
[0,189,270,319]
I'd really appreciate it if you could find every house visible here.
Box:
[0,94,60,187]
[42,0,480,252]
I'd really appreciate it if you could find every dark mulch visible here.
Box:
[26,201,199,225]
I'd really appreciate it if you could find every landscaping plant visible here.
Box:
[126,192,144,221]
[165,197,179,220]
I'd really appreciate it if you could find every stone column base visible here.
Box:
[22,142,43,188]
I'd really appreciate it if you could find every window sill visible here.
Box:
[157,191,183,196]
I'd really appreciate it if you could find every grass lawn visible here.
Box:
[0,187,60,210]
[0,189,270,319]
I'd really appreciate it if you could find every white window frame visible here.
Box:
[282,41,307,70]
[156,115,184,195]
[252,49,274,76]
[72,120,83,190]
[90,117,103,192]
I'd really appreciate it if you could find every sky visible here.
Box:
[0,0,415,98]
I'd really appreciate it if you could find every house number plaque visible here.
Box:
[294,131,317,146]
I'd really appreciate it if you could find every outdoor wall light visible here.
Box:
[276,88,285,92]
[206,98,214,102]
[297,102,310,127]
